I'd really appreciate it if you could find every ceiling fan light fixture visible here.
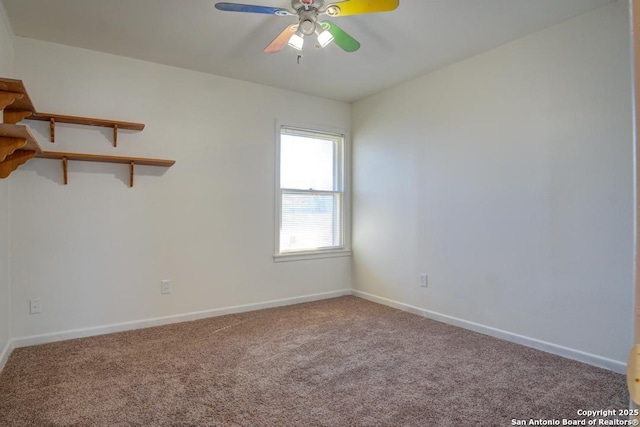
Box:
[288,33,305,50]
[299,18,316,35]
[317,29,334,48]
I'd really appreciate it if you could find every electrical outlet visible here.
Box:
[419,274,428,288]
[161,280,171,295]
[30,298,42,314]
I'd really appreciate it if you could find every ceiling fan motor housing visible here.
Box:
[298,13,317,35]
[291,0,324,35]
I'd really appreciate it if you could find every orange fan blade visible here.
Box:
[265,24,298,53]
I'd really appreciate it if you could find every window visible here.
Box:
[275,124,351,261]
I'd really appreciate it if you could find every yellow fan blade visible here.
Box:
[325,0,399,17]
[265,24,298,54]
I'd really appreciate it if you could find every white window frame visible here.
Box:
[274,121,352,262]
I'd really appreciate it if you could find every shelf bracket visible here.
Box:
[0,136,27,162]
[3,110,33,125]
[0,149,36,179]
[130,161,134,187]
[114,124,118,148]
[62,156,68,185]
[0,91,23,110]
[50,118,55,143]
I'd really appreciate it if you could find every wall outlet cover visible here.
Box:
[30,298,42,314]
[161,280,171,295]
[420,274,428,288]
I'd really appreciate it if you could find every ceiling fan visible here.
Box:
[215,0,399,53]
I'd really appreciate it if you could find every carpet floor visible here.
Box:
[0,296,628,426]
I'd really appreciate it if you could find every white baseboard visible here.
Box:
[5,288,626,376]
[0,339,13,373]
[10,289,352,350]
[352,290,626,374]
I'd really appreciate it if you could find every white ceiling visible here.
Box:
[2,0,615,103]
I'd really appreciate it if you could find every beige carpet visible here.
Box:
[0,296,628,426]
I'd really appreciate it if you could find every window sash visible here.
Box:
[277,125,346,255]
[280,190,343,253]
[278,128,344,191]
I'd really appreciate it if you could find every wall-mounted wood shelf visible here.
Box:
[36,152,175,187]
[0,76,175,184]
[26,112,145,146]
[0,124,43,178]
[1,78,37,125]
[0,124,43,154]
[37,152,174,167]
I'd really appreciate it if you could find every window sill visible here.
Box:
[273,249,352,263]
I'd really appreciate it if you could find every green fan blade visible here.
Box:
[321,21,360,52]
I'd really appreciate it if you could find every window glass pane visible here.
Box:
[281,134,335,191]
[281,192,341,252]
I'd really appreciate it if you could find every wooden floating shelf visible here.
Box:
[26,113,145,146]
[36,151,175,187]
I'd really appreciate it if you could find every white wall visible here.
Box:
[9,38,351,338]
[0,0,14,364]
[352,0,633,367]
